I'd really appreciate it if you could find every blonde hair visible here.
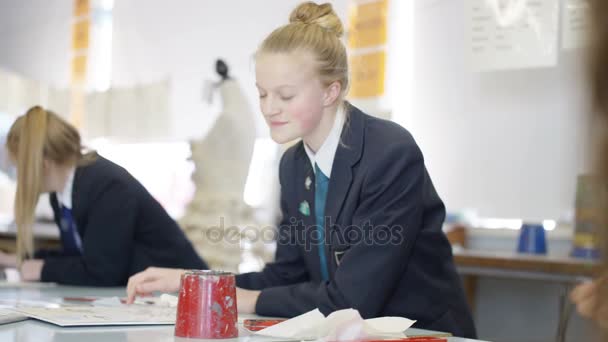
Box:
[258,2,349,99]
[5,106,94,261]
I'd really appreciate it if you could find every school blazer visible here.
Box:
[38,155,207,286]
[236,104,476,338]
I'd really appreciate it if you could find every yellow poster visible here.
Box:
[348,0,388,49]
[349,51,385,99]
[71,55,87,84]
[73,0,90,17]
[72,19,90,50]
[71,0,90,127]
[70,87,85,130]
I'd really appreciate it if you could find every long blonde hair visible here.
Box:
[258,2,349,99]
[5,106,93,261]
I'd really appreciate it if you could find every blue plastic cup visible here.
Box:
[517,223,547,254]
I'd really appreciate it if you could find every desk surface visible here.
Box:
[0,285,488,342]
[454,249,598,276]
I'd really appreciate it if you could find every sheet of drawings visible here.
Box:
[466,0,560,71]
[11,305,176,326]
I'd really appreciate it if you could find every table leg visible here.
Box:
[556,284,574,342]
[462,275,478,313]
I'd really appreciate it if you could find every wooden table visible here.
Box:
[454,249,598,280]
[453,249,599,342]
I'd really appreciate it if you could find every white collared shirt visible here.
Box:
[304,106,345,179]
[57,167,76,209]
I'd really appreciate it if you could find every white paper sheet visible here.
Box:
[562,0,590,49]
[12,305,176,327]
[0,309,28,325]
[466,0,559,71]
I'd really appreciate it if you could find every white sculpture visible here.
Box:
[180,61,260,272]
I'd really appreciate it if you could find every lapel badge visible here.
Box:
[299,200,311,216]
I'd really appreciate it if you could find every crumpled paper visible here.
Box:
[254,308,415,341]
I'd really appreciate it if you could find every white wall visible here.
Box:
[410,0,591,221]
[111,0,349,140]
[0,0,350,141]
[409,1,594,340]
[0,0,589,221]
[0,0,71,88]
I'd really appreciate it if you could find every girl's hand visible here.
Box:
[126,267,184,304]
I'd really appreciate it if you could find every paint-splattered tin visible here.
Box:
[174,270,238,339]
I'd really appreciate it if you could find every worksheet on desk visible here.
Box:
[0,309,28,325]
[11,306,176,326]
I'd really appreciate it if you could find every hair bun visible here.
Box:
[289,2,344,38]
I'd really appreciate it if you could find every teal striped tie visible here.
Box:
[314,163,330,281]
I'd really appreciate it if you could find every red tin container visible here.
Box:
[174,270,238,339]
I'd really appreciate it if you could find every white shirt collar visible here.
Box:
[58,167,76,209]
[304,106,345,179]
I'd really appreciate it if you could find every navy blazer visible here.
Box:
[38,155,207,286]
[236,104,476,338]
